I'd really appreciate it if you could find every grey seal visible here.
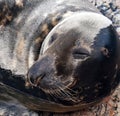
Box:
[0,0,120,112]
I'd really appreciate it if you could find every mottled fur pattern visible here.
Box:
[0,0,120,112]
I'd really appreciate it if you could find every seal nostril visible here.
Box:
[35,77,42,86]
[27,73,33,83]
[26,74,36,87]
[30,77,34,84]
[34,73,46,86]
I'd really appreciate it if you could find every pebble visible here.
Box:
[113,14,120,26]
[0,108,8,116]
[116,27,120,37]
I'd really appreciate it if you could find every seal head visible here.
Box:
[27,12,120,105]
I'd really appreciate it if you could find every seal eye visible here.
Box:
[72,48,90,59]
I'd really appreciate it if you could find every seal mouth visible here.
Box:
[36,77,80,103]
[38,77,77,93]
[25,74,79,104]
[27,74,77,95]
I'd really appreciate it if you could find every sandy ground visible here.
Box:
[0,0,120,116]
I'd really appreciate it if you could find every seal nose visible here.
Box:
[26,55,55,87]
[27,72,45,87]
[27,60,47,87]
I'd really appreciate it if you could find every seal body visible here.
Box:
[0,0,120,112]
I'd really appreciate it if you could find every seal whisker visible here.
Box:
[59,84,76,96]
[61,88,73,98]
[57,85,70,96]
[65,86,77,94]
[49,84,70,98]
[56,85,78,102]
[58,84,81,102]
[52,88,62,98]
[48,89,59,101]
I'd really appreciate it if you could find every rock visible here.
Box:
[0,102,38,116]
[116,27,120,37]
[113,14,120,27]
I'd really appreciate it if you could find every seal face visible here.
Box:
[0,0,120,111]
[27,12,120,105]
